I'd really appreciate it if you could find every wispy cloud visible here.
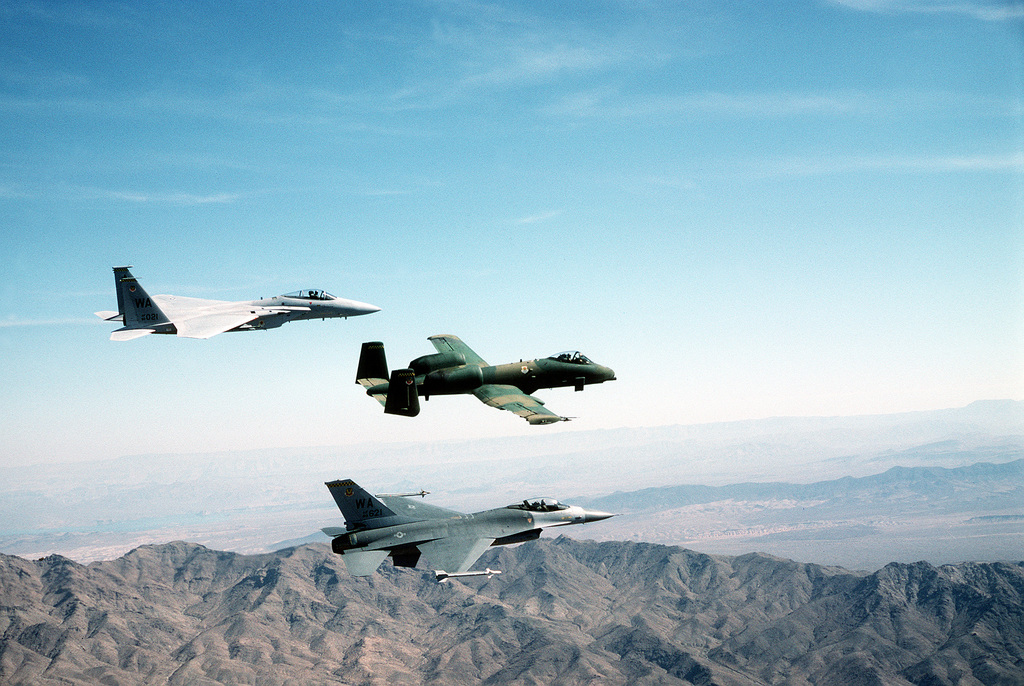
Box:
[827,0,1024,21]
[741,151,1024,179]
[544,89,877,119]
[543,88,1020,120]
[514,209,563,225]
[93,189,242,205]
[0,317,102,328]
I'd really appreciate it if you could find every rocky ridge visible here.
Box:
[0,539,1021,685]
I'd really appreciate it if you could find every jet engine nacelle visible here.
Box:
[420,365,484,396]
[409,351,467,375]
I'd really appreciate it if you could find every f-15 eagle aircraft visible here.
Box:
[95,266,380,340]
[356,334,615,424]
[322,478,614,580]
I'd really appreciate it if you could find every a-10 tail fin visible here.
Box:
[384,368,420,417]
[356,341,389,382]
[356,342,421,417]
[325,479,399,528]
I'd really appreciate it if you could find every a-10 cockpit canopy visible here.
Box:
[510,497,569,512]
[549,351,593,365]
[283,290,336,300]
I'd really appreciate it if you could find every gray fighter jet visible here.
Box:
[322,479,615,580]
[95,266,380,340]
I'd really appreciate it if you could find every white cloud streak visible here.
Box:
[827,0,1024,21]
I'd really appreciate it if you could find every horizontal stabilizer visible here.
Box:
[94,311,123,322]
[321,527,347,537]
[111,328,155,341]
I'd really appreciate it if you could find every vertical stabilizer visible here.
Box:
[356,341,389,383]
[325,479,398,529]
[116,269,171,330]
[384,368,420,417]
[112,266,133,317]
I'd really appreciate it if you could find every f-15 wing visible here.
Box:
[170,304,310,339]
[474,384,568,425]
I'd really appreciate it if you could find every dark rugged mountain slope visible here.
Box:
[0,539,1021,685]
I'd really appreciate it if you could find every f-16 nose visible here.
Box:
[582,509,616,523]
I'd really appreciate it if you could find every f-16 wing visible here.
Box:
[428,334,488,366]
[418,536,496,574]
[473,384,568,425]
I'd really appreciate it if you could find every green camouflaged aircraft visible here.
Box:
[356,335,616,424]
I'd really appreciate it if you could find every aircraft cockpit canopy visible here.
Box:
[549,351,593,365]
[512,497,569,512]
[284,289,336,300]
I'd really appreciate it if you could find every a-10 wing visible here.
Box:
[473,385,566,425]
[429,334,567,425]
[428,334,488,366]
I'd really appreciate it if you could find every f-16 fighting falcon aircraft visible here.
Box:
[322,478,615,580]
[356,334,616,424]
[95,266,380,340]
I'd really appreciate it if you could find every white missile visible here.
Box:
[435,568,502,582]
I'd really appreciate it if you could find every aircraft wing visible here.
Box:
[428,334,488,366]
[417,536,495,574]
[173,311,263,339]
[473,384,568,425]
[172,306,311,339]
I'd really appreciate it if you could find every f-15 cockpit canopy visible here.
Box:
[283,289,336,300]
[510,497,569,512]
[549,351,593,365]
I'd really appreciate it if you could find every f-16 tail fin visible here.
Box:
[109,266,173,340]
[325,479,398,528]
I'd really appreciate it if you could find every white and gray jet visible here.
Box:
[322,479,615,580]
[95,266,380,340]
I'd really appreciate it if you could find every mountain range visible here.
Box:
[1,538,1021,685]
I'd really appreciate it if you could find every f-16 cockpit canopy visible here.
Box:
[511,497,569,512]
[549,351,593,365]
[283,290,336,300]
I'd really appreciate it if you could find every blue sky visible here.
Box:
[1,0,1021,466]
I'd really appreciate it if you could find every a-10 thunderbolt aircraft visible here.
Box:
[95,266,380,340]
[322,478,615,580]
[355,335,616,424]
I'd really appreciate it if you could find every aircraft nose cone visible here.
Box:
[582,510,616,523]
[339,299,381,315]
